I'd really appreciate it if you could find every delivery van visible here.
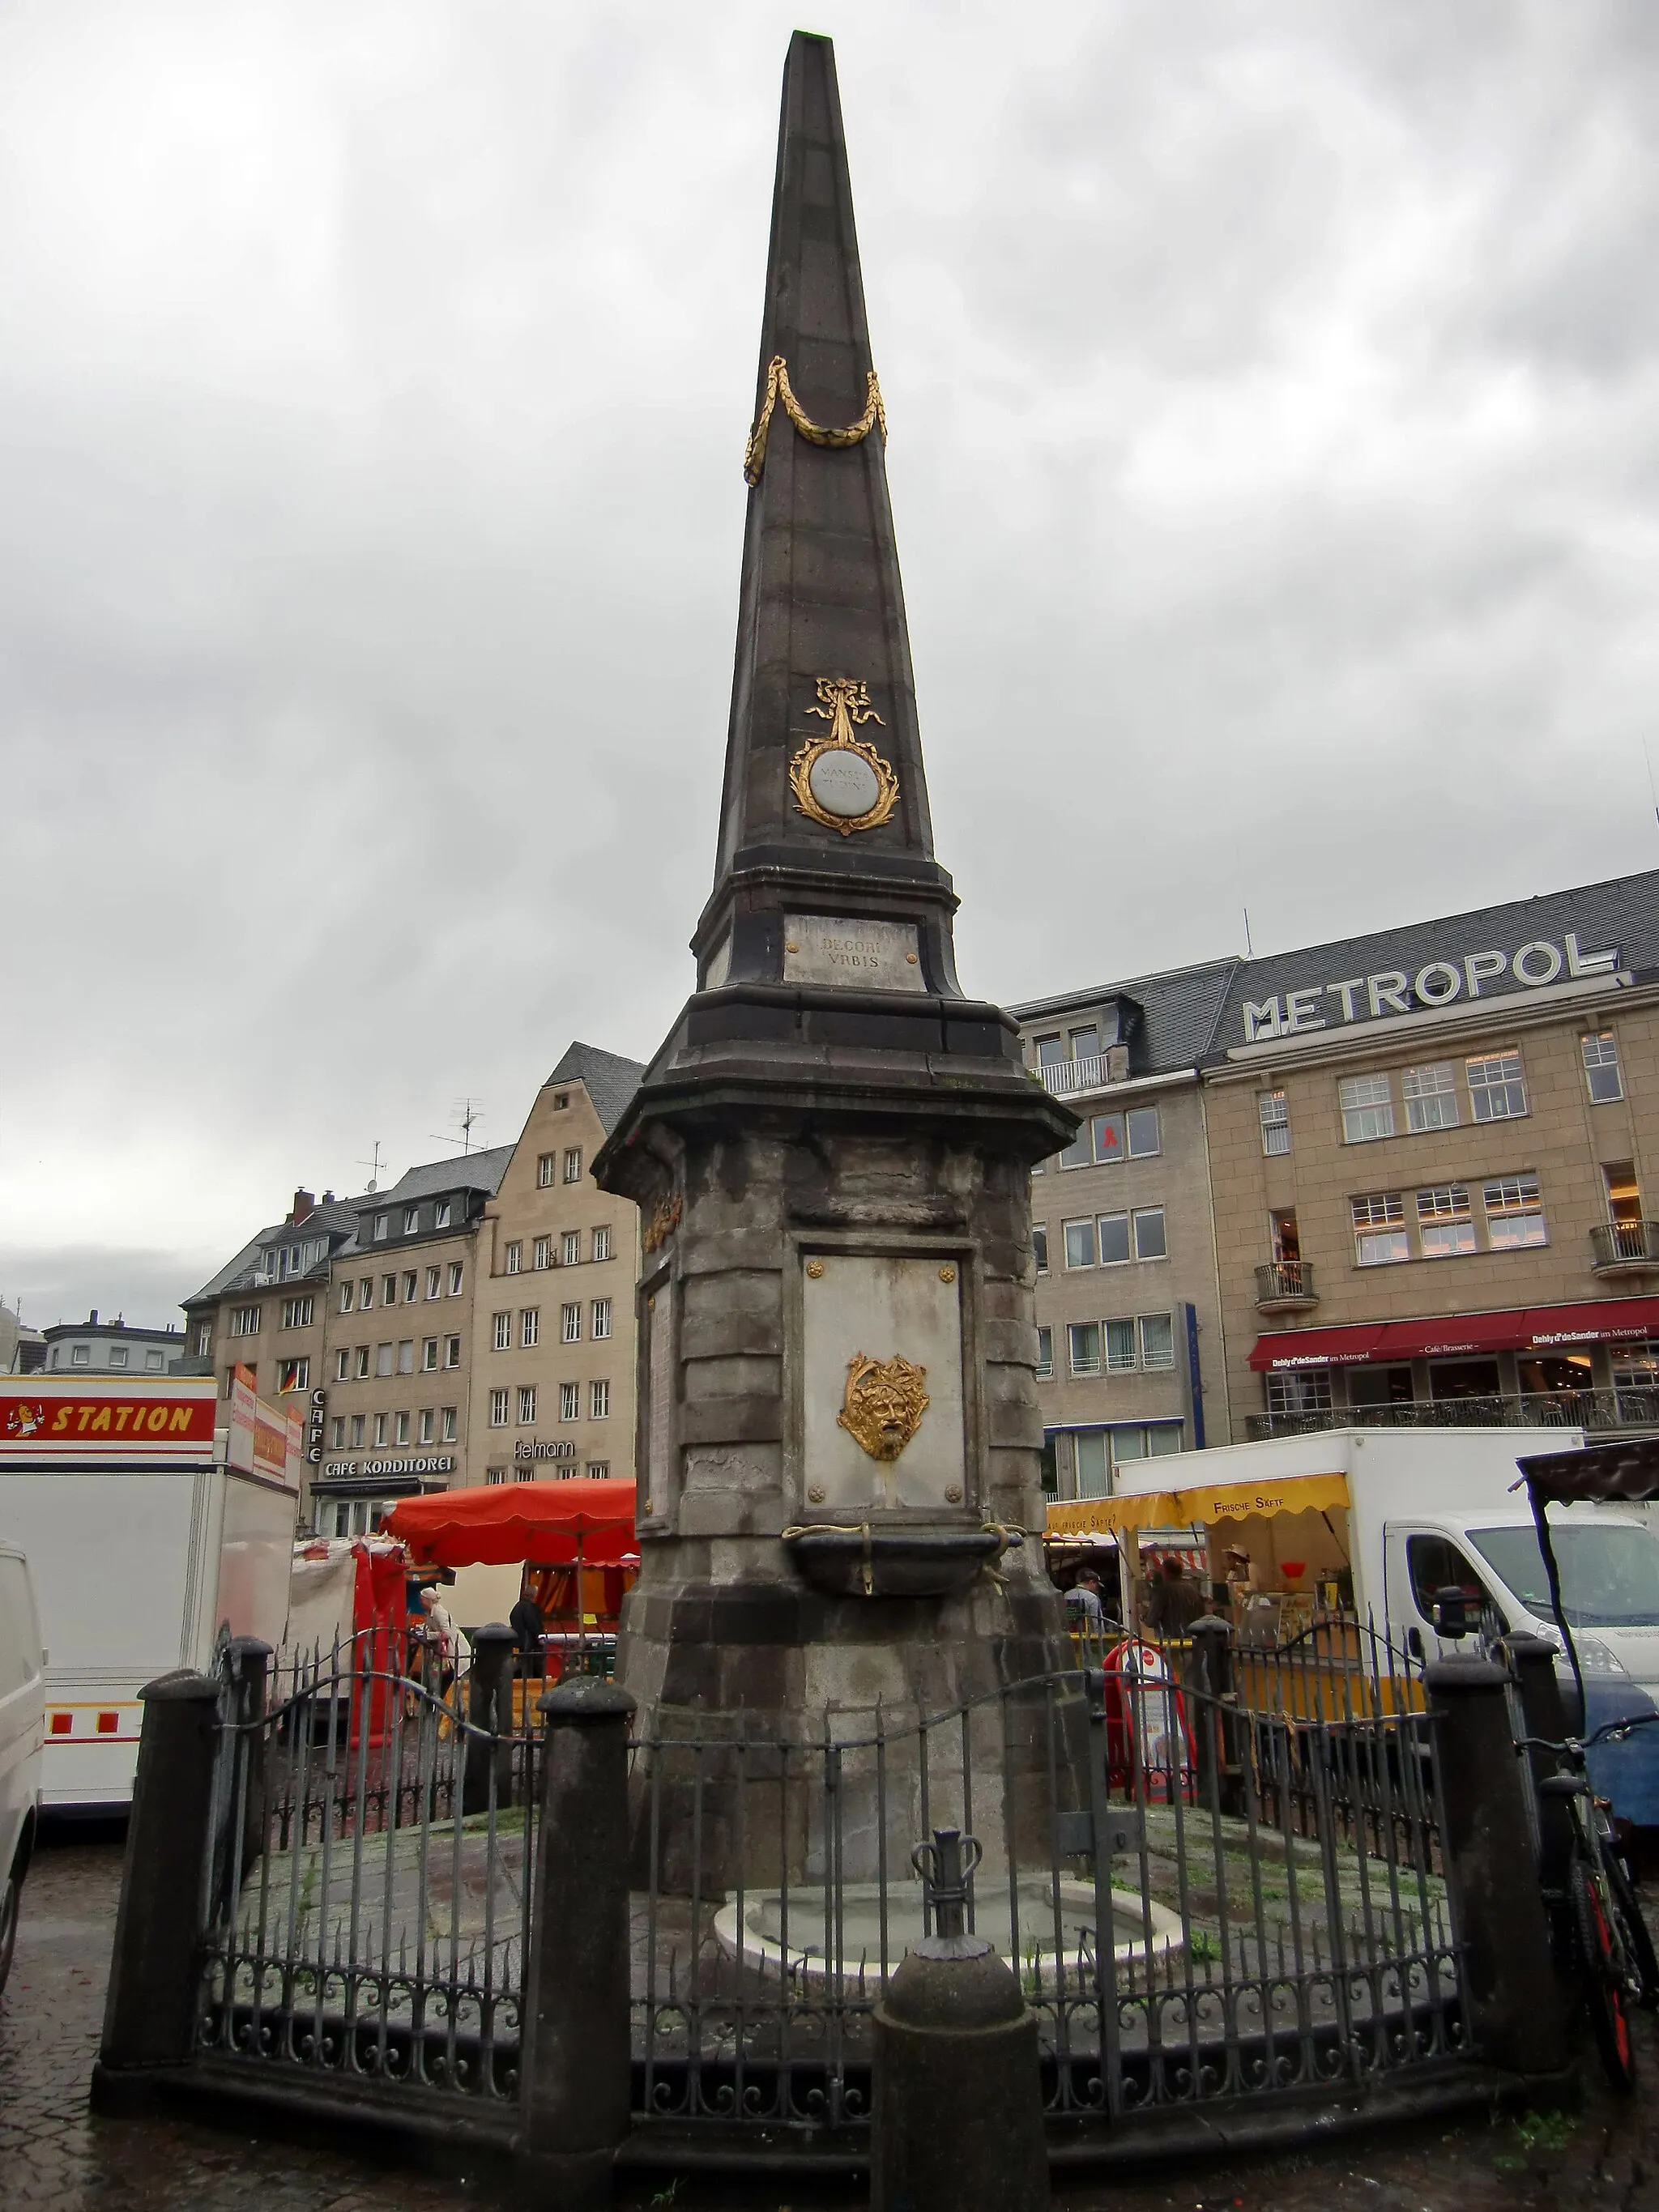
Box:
[0,1541,44,1990]
[0,1370,300,1813]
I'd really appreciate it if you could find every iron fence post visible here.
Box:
[462,1622,517,1815]
[1424,1656,1572,2081]
[1188,1614,1242,1816]
[91,1670,221,2110]
[521,1676,636,2206]
[224,1636,271,1879]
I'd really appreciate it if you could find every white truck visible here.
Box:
[0,1370,300,1814]
[1102,1426,1659,1823]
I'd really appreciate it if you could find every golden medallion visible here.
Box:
[837,1352,929,1463]
[789,678,900,837]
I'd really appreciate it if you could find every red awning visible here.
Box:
[1251,1297,1659,1373]
[383,1478,638,1569]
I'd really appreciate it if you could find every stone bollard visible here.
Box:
[224,1636,271,1882]
[462,1623,518,1817]
[872,1827,1051,2212]
[1425,1656,1572,2080]
[91,1670,222,2112]
[520,1677,636,2207]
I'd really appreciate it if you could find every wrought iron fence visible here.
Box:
[1247,1387,1659,1440]
[193,1630,1465,2146]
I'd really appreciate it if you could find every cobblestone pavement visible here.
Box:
[2,1829,1654,2210]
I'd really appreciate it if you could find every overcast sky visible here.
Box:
[3,1,1657,1331]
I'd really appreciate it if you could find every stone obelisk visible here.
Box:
[595,32,1078,1818]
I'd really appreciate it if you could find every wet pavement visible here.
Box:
[1,1825,1654,2210]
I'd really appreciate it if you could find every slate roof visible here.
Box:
[1009,958,1240,1080]
[373,1146,515,1207]
[546,1042,646,1137]
[181,1196,364,1310]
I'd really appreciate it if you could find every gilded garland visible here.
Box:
[837,1352,929,1463]
[789,676,900,836]
[744,354,886,484]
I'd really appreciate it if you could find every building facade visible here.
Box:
[36,1314,186,1377]
[1015,868,1659,1487]
[468,1043,645,1488]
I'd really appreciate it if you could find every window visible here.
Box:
[1353,1192,1409,1266]
[1068,1323,1101,1377]
[230,1306,260,1336]
[382,1274,397,1305]
[1064,1219,1096,1269]
[349,1414,365,1447]
[394,1411,410,1445]
[1035,1327,1054,1380]
[1584,1033,1623,1104]
[522,1308,539,1349]
[1417,1186,1474,1258]
[422,1337,439,1371]
[376,1343,394,1377]
[329,1417,346,1447]
[488,1388,509,1427]
[435,1200,452,1229]
[1098,1213,1131,1265]
[1259,1091,1290,1156]
[358,1279,373,1310]
[560,1381,579,1421]
[1090,1113,1124,1164]
[538,1152,556,1187]
[1132,1208,1166,1261]
[593,1225,612,1263]
[373,1214,388,1242]
[493,1311,511,1352]
[109,1345,128,1368]
[441,1406,457,1441]
[195,1322,212,1357]
[335,1349,350,1383]
[562,1302,581,1344]
[355,1345,371,1379]
[448,1264,463,1295]
[534,1236,552,1271]
[1606,1163,1642,1243]
[518,1386,536,1424]
[1073,1431,1110,1499]
[1484,1176,1547,1249]
[373,1413,388,1447]
[586,1461,610,1479]
[564,1148,582,1183]
[1138,1314,1175,1370]
[487,1465,506,1486]
[403,1208,419,1234]
[1104,1318,1137,1372]
[592,1298,612,1340]
[1126,1106,1160,1157]
[1059,1123,1091,1170]
[338,1285,354,1315]
[419,1409,435,1443]
[1402,1062,1459,1133]
[505,1242,522,1275]
[1339,1074,1395,1144]
[1468,1050,1527,1122]
[1034,1033,1064,1068]
[590,1379,610,1419]
[280,1295,314,1329]
[403,1271,417,1302]
[397,1340,415,1375]
[562,1231,581,1267]
[1033,1225,1049,1275]
[426,1267,441,1299]
[1267,1371,1333,1417]
[445,1335,461,1368]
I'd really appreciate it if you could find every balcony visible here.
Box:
[1253,1259,1318,1313]
[1589,1221,1659,1276]
[1038,1053,1110,1099]
[1245,1387,1659,1442]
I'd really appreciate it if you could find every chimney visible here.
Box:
[89,1309,98,1325]
[290,1188,316,1225]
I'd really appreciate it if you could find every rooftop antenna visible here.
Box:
[429,1097,484,1155]
[357,1140,387,1194]
[1243,906,1255,958]
[1644,740,1659,834]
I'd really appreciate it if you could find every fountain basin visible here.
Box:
[783,1525,1005,1599]
[711,1877,1183,1985]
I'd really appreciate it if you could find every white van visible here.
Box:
[0,1541,45,1992]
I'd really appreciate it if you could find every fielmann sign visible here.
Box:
[1239,932,1623,1047]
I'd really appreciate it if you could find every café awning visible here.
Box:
[383,1478,638,1569]
[1250,1297,1659,1373]
[1047,1471,1350,1541]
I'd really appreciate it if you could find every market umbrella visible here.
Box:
[383,1478,638,1569]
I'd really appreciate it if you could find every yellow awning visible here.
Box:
[1045,1472,1350,1541]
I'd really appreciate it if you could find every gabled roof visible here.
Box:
[371,1145,515,1208]
[181,1197,363,1309]
[545,1042,646,1138]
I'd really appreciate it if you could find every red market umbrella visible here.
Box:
[384,1478,638,1569]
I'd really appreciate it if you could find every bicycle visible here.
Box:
[1518,1713,1659,2091]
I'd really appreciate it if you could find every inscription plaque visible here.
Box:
[783,914,925,992]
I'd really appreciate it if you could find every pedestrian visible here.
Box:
[1145,1554,1207,1639]
[509,1582,547,1678]
[1065,1566,1107,1633]
[418,1585,460,1698]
